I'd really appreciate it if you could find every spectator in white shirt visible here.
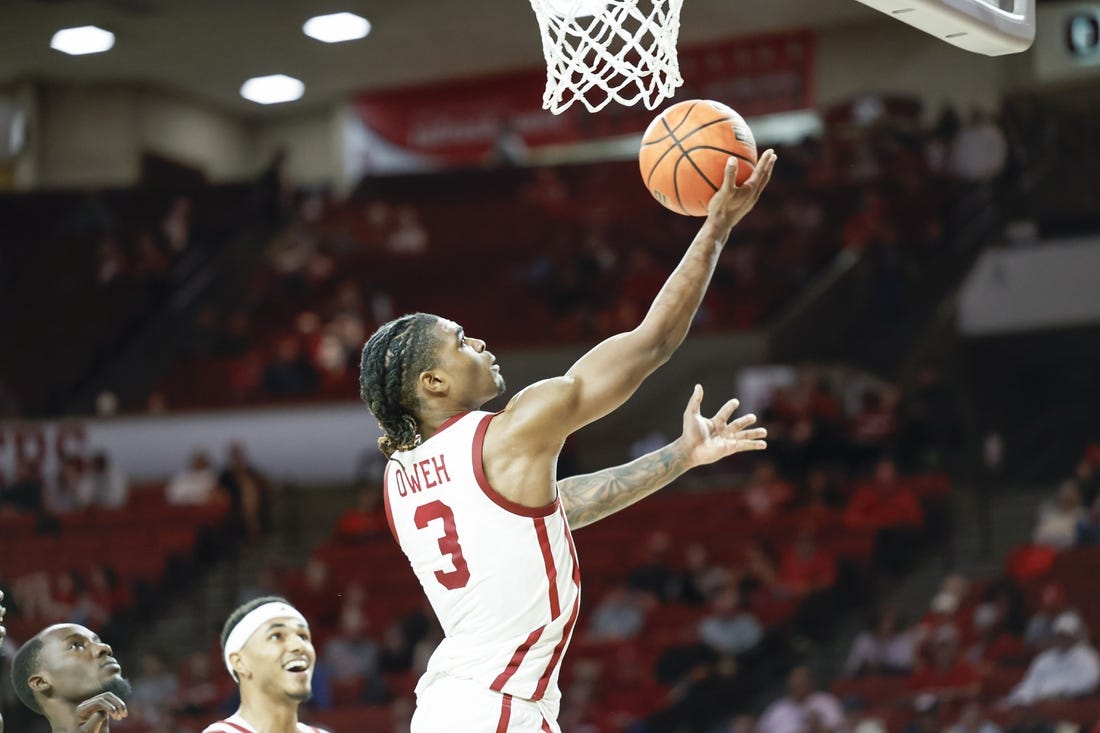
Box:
[845,605,917,676]
[697,587,764,658]
[1033,481,1086,550]
[948,109,1007,184]
[166,451,217,505]
[1005,611,1100,706]
[77,452,130,509]
[586,585,648,642]
[758,666,846,733]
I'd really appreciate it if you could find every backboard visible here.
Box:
[854,0,1036,55]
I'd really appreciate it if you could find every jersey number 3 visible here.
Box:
[414,500,471,590]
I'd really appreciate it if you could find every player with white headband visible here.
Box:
[203,596,330,733]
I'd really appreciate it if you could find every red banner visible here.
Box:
[348,30,815,171]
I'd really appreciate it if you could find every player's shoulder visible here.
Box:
[202,725,243,733]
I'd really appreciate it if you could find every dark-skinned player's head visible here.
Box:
[220,596,315,704]
[11,624,131,716]
[360,313,504,457]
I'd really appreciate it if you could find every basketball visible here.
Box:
[639,99,758,217]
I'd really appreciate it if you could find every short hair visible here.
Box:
[11,636,45,714]
[359,313,441,458]
[220,596,294,655]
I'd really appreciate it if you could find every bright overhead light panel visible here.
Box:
[303,12,371,43]
[50,25,116,56]
[240,74,305,105]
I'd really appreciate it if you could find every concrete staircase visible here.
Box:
[122,482,357,667]
[809,482,1047,687]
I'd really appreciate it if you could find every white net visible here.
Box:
[529,0,685,115]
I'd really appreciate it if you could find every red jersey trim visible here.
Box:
[541,720,553,733]
[496,693,513,733]
[216,723,251,733]
[491,625,545,692]
[472,412,559,518]
[430,411,469,439]
[532,595,580,701]
[534,517,561,619]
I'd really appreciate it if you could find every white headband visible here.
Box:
[223,602,309,678]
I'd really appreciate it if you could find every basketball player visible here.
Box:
[10,622,131,733]
[203,596,329,733]
[359,150,776,731]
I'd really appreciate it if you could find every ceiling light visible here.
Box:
[240,74,305,105]
[50,25,115,56]
[303,12,371,43]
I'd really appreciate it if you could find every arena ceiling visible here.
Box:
[0,0,883,116]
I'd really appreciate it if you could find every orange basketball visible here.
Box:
[639,99,757,217]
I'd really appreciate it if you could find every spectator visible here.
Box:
[758,666,846,733]
[131,651,180,724]
[743,461,795,519]
[334,484,389,543]
[966,601,1025,673]
[45,456,87,514]
[263,336,319,398]
[845,458,923,574]
[627,530,676,602]
[946,703,1002,733]
[166,451,218,505]
[1,461,43,514]
[286,557,340,630]
[385,205,429,256]
[1005,612,1100,706]
[908,625,981,704]
[905,695,942,733]
[175,651,226,715]
[1024,584,1070,654]
[675,542,730,605]
[217,441,271,542]
[323,606,387,703]
[1032,481,1086,550]
[845,459,923,531]
[845,606,917,676]
[697,587,764,658]
[948,109,1007,184]
[734,541,779,599]
[77,451,130,510]
[585,585,649,642]
[776,530,837,598]
[1076,494,1100,546]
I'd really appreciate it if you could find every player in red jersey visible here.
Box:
[358,150,776,732]
[10,619,131,733]
[203,596,329,733]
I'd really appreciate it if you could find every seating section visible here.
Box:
[0,486,230,648]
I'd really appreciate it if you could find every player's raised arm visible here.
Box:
[558,385,767,528]
[498,150,776,450]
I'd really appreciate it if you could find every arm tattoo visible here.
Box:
[558,442,690,529]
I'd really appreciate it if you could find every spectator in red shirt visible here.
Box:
[966,602,1025,673]
[845,458,924,575]
[284,557,340,630]
[334,484,389,544]
[777,530,837,597]
[743,461,796,519]
[845,459,923,530]
[909,625,981,704]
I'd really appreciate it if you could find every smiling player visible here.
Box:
[203,596,329,733]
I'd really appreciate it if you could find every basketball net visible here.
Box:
[529,0,685,115]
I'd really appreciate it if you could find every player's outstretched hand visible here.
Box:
[678,385,767,468]
[706,148,776,230]
[73,692,128,733]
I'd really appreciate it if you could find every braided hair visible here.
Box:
[360,313,442,458]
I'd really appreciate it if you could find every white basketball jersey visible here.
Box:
[202,715,328,733]
[384,411,582,704]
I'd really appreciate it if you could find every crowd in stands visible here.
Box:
[139,98,1012,413]
[723,440,1100,733]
